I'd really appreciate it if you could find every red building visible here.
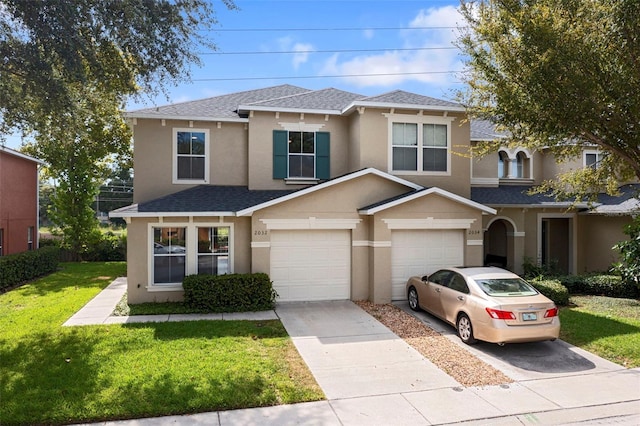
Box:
[0,146,44,256]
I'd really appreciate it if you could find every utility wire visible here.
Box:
[204,26,462,32]
[201,46,457,55]
[192,70,462,82]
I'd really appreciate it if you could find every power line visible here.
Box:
[204,26,462,32]
[192,70,463,82]
[201,46,457,55]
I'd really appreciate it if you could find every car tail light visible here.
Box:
[486,307,516,320]
[544,307,559,318]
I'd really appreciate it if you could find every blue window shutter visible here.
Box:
[273,130,288,178]
[316,132,330,180]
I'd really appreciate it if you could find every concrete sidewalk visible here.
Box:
[72,279,640,425]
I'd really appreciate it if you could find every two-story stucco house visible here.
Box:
[470,119,639,276]
[0,145,44,256]
[111,85,638,304]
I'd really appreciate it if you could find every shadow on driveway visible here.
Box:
[394,301,623,381]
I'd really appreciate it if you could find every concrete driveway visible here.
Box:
[275,300,459,400]
[394,300,627,381]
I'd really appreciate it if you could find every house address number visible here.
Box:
[254,230,268,236]
[467,229,480,235]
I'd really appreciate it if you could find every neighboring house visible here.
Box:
[470,119,639,275]
[0,145,44,256]
[111,85,637,304]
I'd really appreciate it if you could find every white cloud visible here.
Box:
[319,6,464,88]
[277,37,315,70]
[362,28,375,40]
[292,42,314,70]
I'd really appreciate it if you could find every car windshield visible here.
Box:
[475,278,539,297]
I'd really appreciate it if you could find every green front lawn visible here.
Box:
[0,263,323,426]
[560,295,640,368]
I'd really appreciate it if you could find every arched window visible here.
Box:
[515,151,528,178]
[498,151,509,178]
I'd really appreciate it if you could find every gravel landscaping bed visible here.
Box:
[355,301,513,387]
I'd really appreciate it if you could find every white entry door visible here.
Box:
[270,230,351,301]
[391,230,464,300]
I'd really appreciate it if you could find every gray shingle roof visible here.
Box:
[360,90,461,109]
[137,185,295,212]
[127,84,311,120]
[242,87,364,112]
[590,184,640,215]
[470,119,510,141]
[471,186,560,205]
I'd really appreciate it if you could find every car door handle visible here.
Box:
[457,296,465,301]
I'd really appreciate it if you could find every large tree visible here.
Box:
[1,0,236,136]
[457,0,640,199]
[2,0,236,257]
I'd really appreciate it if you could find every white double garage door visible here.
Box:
[270,229,464,302]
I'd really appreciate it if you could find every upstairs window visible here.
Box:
[498,151,509,178]
[392,123,418,171]
[388,115,452,175]
[288,131,315,178]
[273,130,330,180]
[173,129,209,183]
[422,124,448,172]
[584,151,603,169]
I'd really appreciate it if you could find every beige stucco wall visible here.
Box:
[132,118,248,203]
[125,215,252,304]
[471,149,499,181]
[577,215,631,273]
[246,111,352,190]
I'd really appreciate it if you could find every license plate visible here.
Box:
[522,312,537,321]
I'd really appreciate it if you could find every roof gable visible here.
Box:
[359,187,496,215]
[236,168,422,216]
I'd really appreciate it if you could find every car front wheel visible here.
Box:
[457,313,477,345]
[408,287,420,311]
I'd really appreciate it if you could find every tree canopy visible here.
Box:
[0,0,236,135]
[457,0,640,198]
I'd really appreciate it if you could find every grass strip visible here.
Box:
[0,262,323,425]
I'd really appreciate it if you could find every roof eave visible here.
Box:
[343,100,465,115]
[124,112,249,123]
[237,105,343,115]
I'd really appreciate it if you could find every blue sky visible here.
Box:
[7,0,467,149]
[131,0,468,107]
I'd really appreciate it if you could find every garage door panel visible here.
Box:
[391,230,464,300]
[271,230,351,301]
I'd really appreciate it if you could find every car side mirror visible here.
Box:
[421,275,429,282]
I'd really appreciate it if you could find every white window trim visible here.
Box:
[385,113,454,176]
[583,150,603,169]
[172,128,210,184]
[147,222,234,290]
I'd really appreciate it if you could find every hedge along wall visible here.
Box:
[183,273,277,312]
[0,246,60,292]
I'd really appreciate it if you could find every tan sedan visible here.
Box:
[406,267,560,345]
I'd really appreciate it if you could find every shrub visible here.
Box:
[183,273,278,312]
[530,278,570,306]
[0,246,60,292]
[557,274,639,299]
[581,274,639,299]
[84,231,126,261]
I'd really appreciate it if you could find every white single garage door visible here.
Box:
[270,230,351,301]
[391,230,464,300]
